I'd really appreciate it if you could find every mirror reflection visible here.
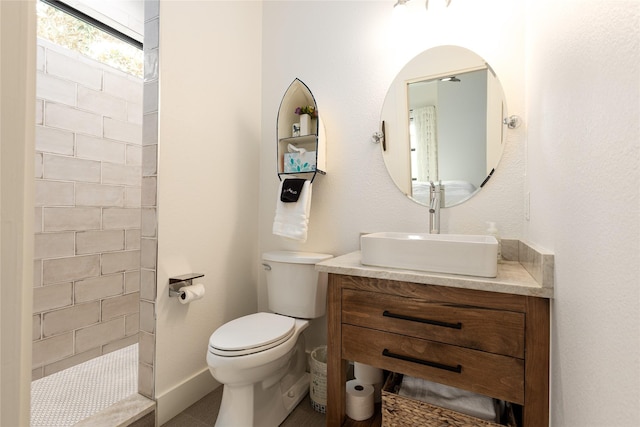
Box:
[381,46,507,207]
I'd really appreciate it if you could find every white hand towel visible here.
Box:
[272,179,312,242]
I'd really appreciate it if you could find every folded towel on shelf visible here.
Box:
[273,179,312,242]
[398,375,498,422]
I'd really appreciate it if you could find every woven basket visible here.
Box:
[381,373,516,427]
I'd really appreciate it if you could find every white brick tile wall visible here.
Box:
[127,103,143,124]
[125,314,139,336]
[35,126,74,156]
[104,71,143,104]
[34,232,75,259]
[76,230,125,254]
[143,80,158,114]
[141,176,157,206]
[142,113,157,146]
[33,282,73,313]
[46,50,103,90]
[34,35,143,377]
[35,153,43,178]
[103,334,138,354]
[139,301,155,334]
[43,207,101,232]
[126,144,142,166]
[125,271,140,293]
[43,154,101,183]
[139,332,154,365]
[36,99,43,125]
[144,18,159,51]
[76,134,126,163]
[35,180,75,207]
[139,269,156,301]
[141,208,156,238]
[102,162,141,186]
[102,250,141,274]
[37,72,77,106]
[77,86,127,121]
[75,318,126,353]
[32,333,74,368]
[104,117,142,144]
[102,292,139,320]
[34,259,42,287]
[45,103,103,136]
[75,274,124,303]
[37,44,45,71]
[141,145,157,176]
[42,302,100,337]
[140,238,157,270]
[125,229,141,250]
[103,208,141,229]
[34,208,43,234]
[42,255,101,284]
[143,48,159,82]
[75,183,125,207]
[124,187,141,208]
[33,315,42,341]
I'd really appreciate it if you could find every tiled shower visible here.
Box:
[32,37,143,379]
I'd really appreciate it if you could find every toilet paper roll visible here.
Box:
[179,283,205,304]
[354,362,384,384]
[345,380,374,421]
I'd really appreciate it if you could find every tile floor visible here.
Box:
[31,344,139,426]
[161,386,326,427]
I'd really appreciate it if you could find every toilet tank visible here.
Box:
[262,251,333,319]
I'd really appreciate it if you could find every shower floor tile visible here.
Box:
[31,343,138,427]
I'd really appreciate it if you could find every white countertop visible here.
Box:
[316,251,554,298]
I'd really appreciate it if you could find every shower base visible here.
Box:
[31,343,153,426]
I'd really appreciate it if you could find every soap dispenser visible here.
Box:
[486,222,502,261]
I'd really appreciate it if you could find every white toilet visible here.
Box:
[207,251,333,427]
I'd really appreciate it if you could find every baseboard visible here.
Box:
[156,368,219,425]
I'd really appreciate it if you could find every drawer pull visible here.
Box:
[382,310,462,330]
[382,349,463,373]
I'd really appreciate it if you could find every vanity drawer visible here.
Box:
[342,324,525,404]
[342,288,525,358]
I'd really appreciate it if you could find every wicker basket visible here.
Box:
[381,373,517,427]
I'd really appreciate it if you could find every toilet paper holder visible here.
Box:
[168,273,204,298]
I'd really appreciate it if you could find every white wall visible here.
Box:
[154,1,262,424]
[0,1,36,424]
[525,1,640,425]
[260,0,639,425]
[260,0,526,350]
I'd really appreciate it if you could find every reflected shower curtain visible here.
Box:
[413,106,438,181]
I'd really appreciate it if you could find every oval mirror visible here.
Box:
[380,46,508,207]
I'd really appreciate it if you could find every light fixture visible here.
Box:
[440,76,460,82]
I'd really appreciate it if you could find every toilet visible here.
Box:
[207,251,333,427]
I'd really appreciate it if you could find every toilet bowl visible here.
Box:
[207,313,309,427]
[206,251,332,427]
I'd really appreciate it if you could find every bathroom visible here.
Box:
[1,0,638,426]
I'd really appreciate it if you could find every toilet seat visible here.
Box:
[209,312,295,357]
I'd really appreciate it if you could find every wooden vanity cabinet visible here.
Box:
[326,274,550,427]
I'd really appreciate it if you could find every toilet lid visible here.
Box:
[209,312,295,356]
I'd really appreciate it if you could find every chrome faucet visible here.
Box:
[429,181,441,234]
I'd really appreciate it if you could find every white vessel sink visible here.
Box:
[360,232,498,278]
